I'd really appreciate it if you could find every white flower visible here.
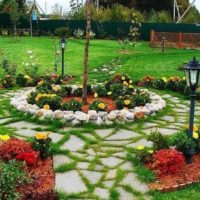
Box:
[27,50,32,54]
[26,63,29,66]
[30,56,33,59]
[32,63,35,66]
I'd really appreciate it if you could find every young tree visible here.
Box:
[8,0,20,37]
[82,0,91,104]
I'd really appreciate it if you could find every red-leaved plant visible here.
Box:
[147,149,185,177]
[16,151,39,166]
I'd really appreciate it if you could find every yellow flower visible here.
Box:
[124,100,131,105]
[162,77,167,83]
[183,77,186,80]
[37,80,44,86]
[129,85,134,89]
[185,125,198,132]
[123,81,128,86]
[129,80,133,84]
[0,135,10,141]
[121,76,126,80]
[107,91,112,95]
[79,85,83,89]
[123,107,128,110]
[94,93,98,98]
[35,97,40,102]
[24,75,31,79]
[35,132,48,140]
[148,150,154,154]
[137,145,144,150]
[43,104,50,110]
[193,132,199,139]
[98,103,106,110]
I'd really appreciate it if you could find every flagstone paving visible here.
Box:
[0,90,200,199]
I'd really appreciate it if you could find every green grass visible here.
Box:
[1,37,200,82]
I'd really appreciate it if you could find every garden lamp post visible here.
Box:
[184,57,200,163]
[60,37,66,78]
[161,37,166,53]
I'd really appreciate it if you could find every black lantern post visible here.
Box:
[60,37,66,78]
[184,57,200,163]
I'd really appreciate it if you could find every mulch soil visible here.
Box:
[63,95,116,113]
[148,154,200,192]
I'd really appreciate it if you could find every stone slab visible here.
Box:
[55,170,87,193]
[53,155,72,168]
[106,129,139,140]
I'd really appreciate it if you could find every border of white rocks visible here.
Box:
[10,88,166,126]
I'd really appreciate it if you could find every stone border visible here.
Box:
[10,88,166,126]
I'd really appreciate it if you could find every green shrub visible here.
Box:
[56,85,72,97]
[0,160,29,200]
[147,131,169,150]
[55,27,71,38]
[73,85,92,97]
[38,96,62,111]
[16,74,28,87]
[152,78,166,90]
[132,92,151,107]
[89,100,107,112]
[94,85,107,97]
[61,100,82,112]
[110,83,124,98]
[32,133,52,160]
[27,91,38,104]
[135,147,153,164]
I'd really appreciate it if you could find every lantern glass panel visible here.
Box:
[190,70,198,86]
[184,69,190,87]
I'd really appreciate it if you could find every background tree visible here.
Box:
[82,0,91,104]
[49,3,62,19]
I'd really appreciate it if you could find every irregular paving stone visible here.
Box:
[144,128,178,135]
[53,155,72,168]
[161,115,175,123]
[117,187,136,200]
[119,162,133,171]
[106,129,139,140]
[77,162,90,169]
[86,148,96,156]
[113,152,127,159]
[101,157,123,168]
[80,170,103,184]
[6,121,41,129]
[161,94,172,99]
[142,122,158,129]
[176,104,188,109]
[105,169,117,180]
[103,180,115,188]
[102,140,131,146]
[93,187,109,199]
[127,139,153,148]
[60,135,85,151]
[166,125,181,130]
[173,108,188,113]
[86,155,95,161]
[55,170,87,193]
[121,173,149,193]
[48,132,63,143]
[95,129,113,138]
[100,147,122,152]
[0,118,12,124]
[95,164,104,171]
[83,133,97,141]
[15,129,36,137]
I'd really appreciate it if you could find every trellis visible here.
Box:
[150,30,200,49]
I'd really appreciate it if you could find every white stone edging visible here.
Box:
[10,88,166,126]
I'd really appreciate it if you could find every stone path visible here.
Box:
[0,89,200,200]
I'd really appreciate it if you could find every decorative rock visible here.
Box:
[75,112,88,122]
[88,110,97,115]
[126,112,135,121]
[89,114,98,121]
[107,112,117,121]
[71,119,81,126]
[64,114,76,122]
[53,110,64,119]
[43,110,53,119]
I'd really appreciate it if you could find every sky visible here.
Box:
[35,0,200,14]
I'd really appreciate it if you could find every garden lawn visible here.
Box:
[1,37,200,82]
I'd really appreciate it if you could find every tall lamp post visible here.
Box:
[60,37,66,78]
[184,57,200,163]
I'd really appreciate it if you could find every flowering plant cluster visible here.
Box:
[32,133,52,160]
[138,76,198,98]
[135,145,154,164]
[147,149,185,177]
[27,74,151,112]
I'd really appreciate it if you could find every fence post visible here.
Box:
[178,32,183,49]
[150,30,155,47]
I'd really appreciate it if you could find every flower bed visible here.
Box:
[138,76,200,99]
[0,133,55,200]
[135,127,200,192]
[11,74,166,125]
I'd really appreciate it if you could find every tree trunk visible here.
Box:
[14,23,16,37]
[82,0,91,104]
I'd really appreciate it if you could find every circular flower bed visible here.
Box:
[11,74,166,125]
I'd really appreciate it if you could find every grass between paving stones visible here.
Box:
[55,161,77,173]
